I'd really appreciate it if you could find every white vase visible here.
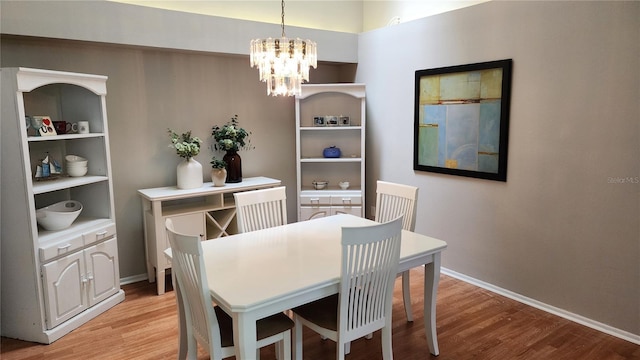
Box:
[176,158,203,189]
[211,168,227,187]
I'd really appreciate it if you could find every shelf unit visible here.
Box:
[137,176,282,295]
[295,84,366,221]
[1,67,124,344]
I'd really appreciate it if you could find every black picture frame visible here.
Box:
[414,59,512,181]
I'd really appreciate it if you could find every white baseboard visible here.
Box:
[441,267,640,346]
[120,273,148,285]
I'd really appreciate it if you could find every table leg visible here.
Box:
[156,269,166,295]
[151,200,166,295]
[140,197,155,285]
[423,253,441,356]
[233,312,257,360]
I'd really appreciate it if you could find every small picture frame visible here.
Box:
[326,116,339,126]
[339,116,350,126]
[313,116,325,127]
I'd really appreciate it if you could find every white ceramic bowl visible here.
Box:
[36,200,83,231]
[339,181,350,190]
[65,155,88,167]
[67,166,88,177]
[66,162,87,167]
[312,180,328,190]
[66,162,87,168]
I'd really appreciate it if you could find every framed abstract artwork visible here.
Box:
[414,59,512,181]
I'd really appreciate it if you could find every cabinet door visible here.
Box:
[42,251,87,329]
[331,206,362,217]
[169,213,206,237]
[300,206,331,221]
[161,213,205,268]
[85,237,120,307]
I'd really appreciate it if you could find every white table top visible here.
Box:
[191,214,447,312]
[138,176,281,201]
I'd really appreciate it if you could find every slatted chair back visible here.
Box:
[338,216,403,349]
[165,218,231,359]
[234,186,287,233]
[375,180,418,231]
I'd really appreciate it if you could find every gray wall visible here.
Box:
[1,35,355,281]
[357,1,639,336]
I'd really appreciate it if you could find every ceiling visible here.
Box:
[107,0,489,33]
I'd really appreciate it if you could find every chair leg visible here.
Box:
[294,317,303,360]
[337,341,347,360]
[402,270,413,322]
[381,326,393,360]
[281,330,292,360]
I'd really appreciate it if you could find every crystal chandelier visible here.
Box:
[250,0,317,96]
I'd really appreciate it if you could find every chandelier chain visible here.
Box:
[281,0,286,38]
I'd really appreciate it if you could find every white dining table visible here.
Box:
[165,213,447,359]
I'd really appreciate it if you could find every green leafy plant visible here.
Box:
[168,129,202,159]
[211,115,253,152]
[210,157,226,169]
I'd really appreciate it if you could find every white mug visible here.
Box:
[78,121,90,134]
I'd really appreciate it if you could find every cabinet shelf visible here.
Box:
[163,202,235,218]
[300,126,362,131]
[32,175,109,194]
[301,157,362,163]
[300,188,361,193]
[27,133,105,142]
[37,217,114,244]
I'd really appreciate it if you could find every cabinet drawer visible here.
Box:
[39,235,84,263]
[330,196,362,206]
[300,194,331,205]
[82,223,116,246]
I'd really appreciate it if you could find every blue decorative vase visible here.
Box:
[323,146,341,158]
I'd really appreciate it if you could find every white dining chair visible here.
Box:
[165,219,294,360]
[375,180,419,322]
[291,216,403,360]
[234,186,287,233]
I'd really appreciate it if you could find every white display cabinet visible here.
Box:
[295,84,366,221]
[1,67,124,344]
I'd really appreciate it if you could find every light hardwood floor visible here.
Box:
[2,269,638,359]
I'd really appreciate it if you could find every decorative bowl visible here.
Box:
[339,181,350,190]
[322,146,341,158]
[312,180,328,190]
[36,200,83,231]
[65,155,88,167]
[67,166,88,177]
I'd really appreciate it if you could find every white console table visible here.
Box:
[138,176,281,294]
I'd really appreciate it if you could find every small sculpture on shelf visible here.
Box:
[34,153,63,180]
